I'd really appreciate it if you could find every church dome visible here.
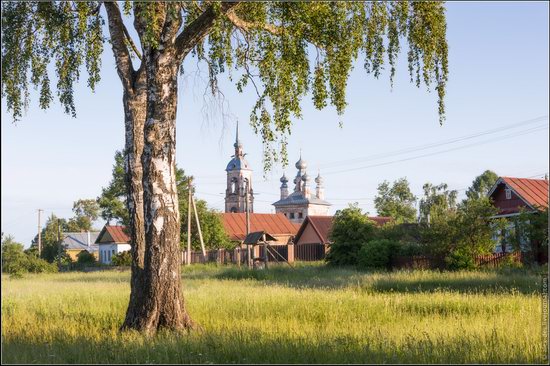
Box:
[302,172,311,183]
[280,173,288,184]
[315,172,324,185]
[295,156,307,170]
[226,156,251,171]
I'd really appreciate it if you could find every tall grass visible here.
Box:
[1,264,547,363]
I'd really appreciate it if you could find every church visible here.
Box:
[223,125,331,224]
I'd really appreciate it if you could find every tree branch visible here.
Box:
[225,9,282,35]
[122,24,142,61]
[104,1,135,91]
[174,2,239,62]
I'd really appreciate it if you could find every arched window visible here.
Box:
[230,207,238,213]
[230,177,238,193]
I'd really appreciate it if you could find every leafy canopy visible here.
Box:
[2,1,449,170]
[374,177,417,223]
[98,150,230,249]
[465,170,499,201]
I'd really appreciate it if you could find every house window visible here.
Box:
[289,212,295,219]
[112,249,116,255]
[298,212,303,219]
[505,188,512,199]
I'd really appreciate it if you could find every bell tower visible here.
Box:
[224,123,254,213]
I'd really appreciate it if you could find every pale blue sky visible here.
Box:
[2,1,549,247]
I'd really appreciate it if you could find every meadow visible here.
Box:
[1,263,547,364]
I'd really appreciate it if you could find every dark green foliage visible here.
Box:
[76,251,96,265]
[1,236,29,275]
[111,251,132,266]
[68,199,100,231]
[445,248,476,270]
[421,197,499,269]
[374,177,417,223]
[512,206,549,262]
[465,170,499,201]
[358,239,400,270]
[418,182,458,223]
[97,150,130,225]
[2,1,449,171]
[181,199,232,250]
[98,150,230,249]
[325,204,379,265]
[2,235,57,275]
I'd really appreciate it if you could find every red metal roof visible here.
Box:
[294,215,392,244]
[221,213,299,241]
[501,177,548,209]
[97,225,130,244]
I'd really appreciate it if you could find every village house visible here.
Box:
[96,225,131,265]
[487,176,548,256]
[61,231,100,261]
[293,215,392,260]
[220,212,300,245]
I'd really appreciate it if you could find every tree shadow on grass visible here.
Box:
[1,327,539,364]
[213,264,542,295]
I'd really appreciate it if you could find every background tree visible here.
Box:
[97,151,129,225]
[98,150,229,249]
[418,182,458,223]
[420,197,498,269]
[70,199,100,231]
[1,235,28,275]
[465,170,499,201]
[2,234,58,275]
[33,214,66,262]
[325,204,379,266]
[374,177,417,223]
[2,1,449,333]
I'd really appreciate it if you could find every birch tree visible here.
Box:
[2,1,449,334]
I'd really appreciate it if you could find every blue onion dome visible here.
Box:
[301,172,311,183]
[295,157,307,170]
[280,173,288,184]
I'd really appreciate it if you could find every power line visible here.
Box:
[318,115,548,169]
[322,124,547,175]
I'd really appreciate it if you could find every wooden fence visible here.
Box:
[391,251,523,270]
[295,243,327,261]
[182,243,327,265]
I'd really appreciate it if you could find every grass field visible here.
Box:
[1,263,548,364]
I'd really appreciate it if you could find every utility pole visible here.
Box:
[57,219,62,270]
[245,180,251,268]
[191,194,207,258]
[187,178,192,266]
[37,209,43,256]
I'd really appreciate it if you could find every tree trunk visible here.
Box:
[121,69,148,330]
[122,43,193,333]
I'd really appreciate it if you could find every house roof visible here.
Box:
[96,225,131,244]
[221,213,299,241]
[62,232,100,252]
[243,231,278,244]
[294,215,392,244]
[489,177,548,210]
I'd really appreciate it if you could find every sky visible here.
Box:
[2,1,549,247]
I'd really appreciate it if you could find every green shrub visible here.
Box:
[26,255,58,273]
[326,204,379,266]
[2,235,58,275]
[111,251,132,266]
[358,239,401,270]
[445,249,477,270]
[77,251,96,265]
